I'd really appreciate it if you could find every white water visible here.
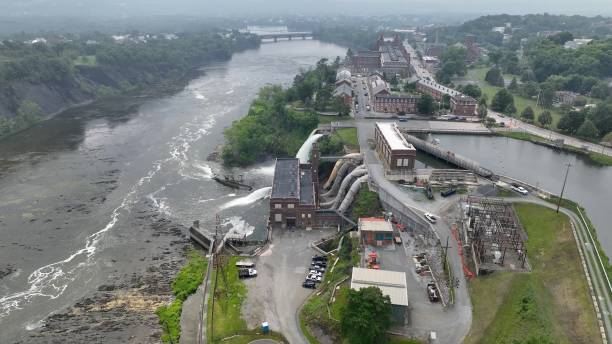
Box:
[0,112,218,319]
[252,163,276,176]
[296,133,323,164]
[222,216,256,239]
[218,186,271,210]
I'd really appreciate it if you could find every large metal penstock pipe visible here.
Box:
[323,160,345,190]
[320,165,365,209]
[337,175,369,214]
[322,162,353,198]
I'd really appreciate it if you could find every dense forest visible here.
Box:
[429,14,612,48]
[222,58,345,166]
[0,30,260,139]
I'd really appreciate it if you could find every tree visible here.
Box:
[488,49,503,65]
[485,67,504,87]
[508,77,518,92]
[462,84,482,99]
[576,119,600,140]
[521,106,535,121]
[538,111,553,127]
[491,89,514,112]
[332,96,351,116]
[477,103,488,119]
[504,103,517,116]
[548,31,574,45]
[591,82,611,100]
[341,287,392,344]
[558,111,585,134]
[417,94,435,115]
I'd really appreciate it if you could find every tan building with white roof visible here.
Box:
[351,267,409,324]
[374,122,416,171]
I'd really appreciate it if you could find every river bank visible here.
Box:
[0,39,347,343]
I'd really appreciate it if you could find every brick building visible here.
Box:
[359,218,394,246]
[374,94,419,114]
[374,122,416,170]
[450,94,477,116]
[269,158,318,229]
[416,79,460,101]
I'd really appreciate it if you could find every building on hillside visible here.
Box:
[450,94,477,116]
[464,35,482,63]
[374,122,416,170]
[359,218,394,246]
[351,267,409,324]
[553,91,579,106]
[564,38,593,49]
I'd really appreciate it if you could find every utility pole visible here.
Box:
[443,235,450,267]
[556,162,572,213]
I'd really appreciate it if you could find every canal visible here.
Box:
[433,134,612,254]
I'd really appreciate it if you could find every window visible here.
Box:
[375,233,385,241]
[288,204,294,209]
[396,159,402,167]
[302,213,305,218]
[308,214,312,218]
[274,204,281,209]
[274,214,282,222]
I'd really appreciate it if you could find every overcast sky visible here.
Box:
[3,0,612,17]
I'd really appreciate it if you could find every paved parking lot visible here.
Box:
[241,228,334,344]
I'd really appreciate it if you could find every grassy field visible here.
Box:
[464,203,599,344]
[156,251,208,343]
[207,256,248,343]
[467,68,564,127]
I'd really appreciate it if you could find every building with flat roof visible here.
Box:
[351,34,411,76]
[359,218,394,246]
[269,158,317,229]
[351,267,409,324]
[416,78,460,101]
[374,122,416,171]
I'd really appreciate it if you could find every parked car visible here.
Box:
[306,274,322,282]
[424,213,437,224]
[311,266,326,273]
[399,117,408,122]
[312,259,327,266]
[302,280,316,289]
[312,255,328,261]
[427,282,440,302]
[440,188,456,197]
[512,185,528,195]
[238,268,257,278]
[309,270,323,276]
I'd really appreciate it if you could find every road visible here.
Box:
[489,110,612,157]
[241,228,332,344]
[504,196,612,342]
[356,119,472,344]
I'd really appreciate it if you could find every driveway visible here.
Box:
[241,228,334,344]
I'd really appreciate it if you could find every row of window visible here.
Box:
[273,213,312,222]
[396,158,412,167]
[273,203,294,209]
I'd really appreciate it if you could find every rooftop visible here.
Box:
[417,78,460,97]
[271,158,299,199]
[351,267,409,306]
[376,122,415,152]
[359,218,393,232]
[299,168,315,205]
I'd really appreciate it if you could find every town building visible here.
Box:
[368,74,419,114]
[351,267,409,324]
[351,34,411,77]
[374,122,416,170]
[416,78,460,101]
[464,35,482,63]
[334,69,353,106]
[422,56,440,73]
[269,157,318,229]
[423,43,446,58]
[450,94,477,116]
[359,218,394,246]
[553,91,579,106]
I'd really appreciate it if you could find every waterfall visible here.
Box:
[219,186,272,210]
[296,133,323,164]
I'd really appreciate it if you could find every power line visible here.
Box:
[556,162,572,213]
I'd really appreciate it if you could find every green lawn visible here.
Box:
[207,256,248,343]
[333,127,359,151]
[73,55,97,66]
[467,67,564,127]
[156,251,208,343]
[464,203,599,344]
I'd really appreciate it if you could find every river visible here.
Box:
[432,134,612,254]
[0,39,347,342]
